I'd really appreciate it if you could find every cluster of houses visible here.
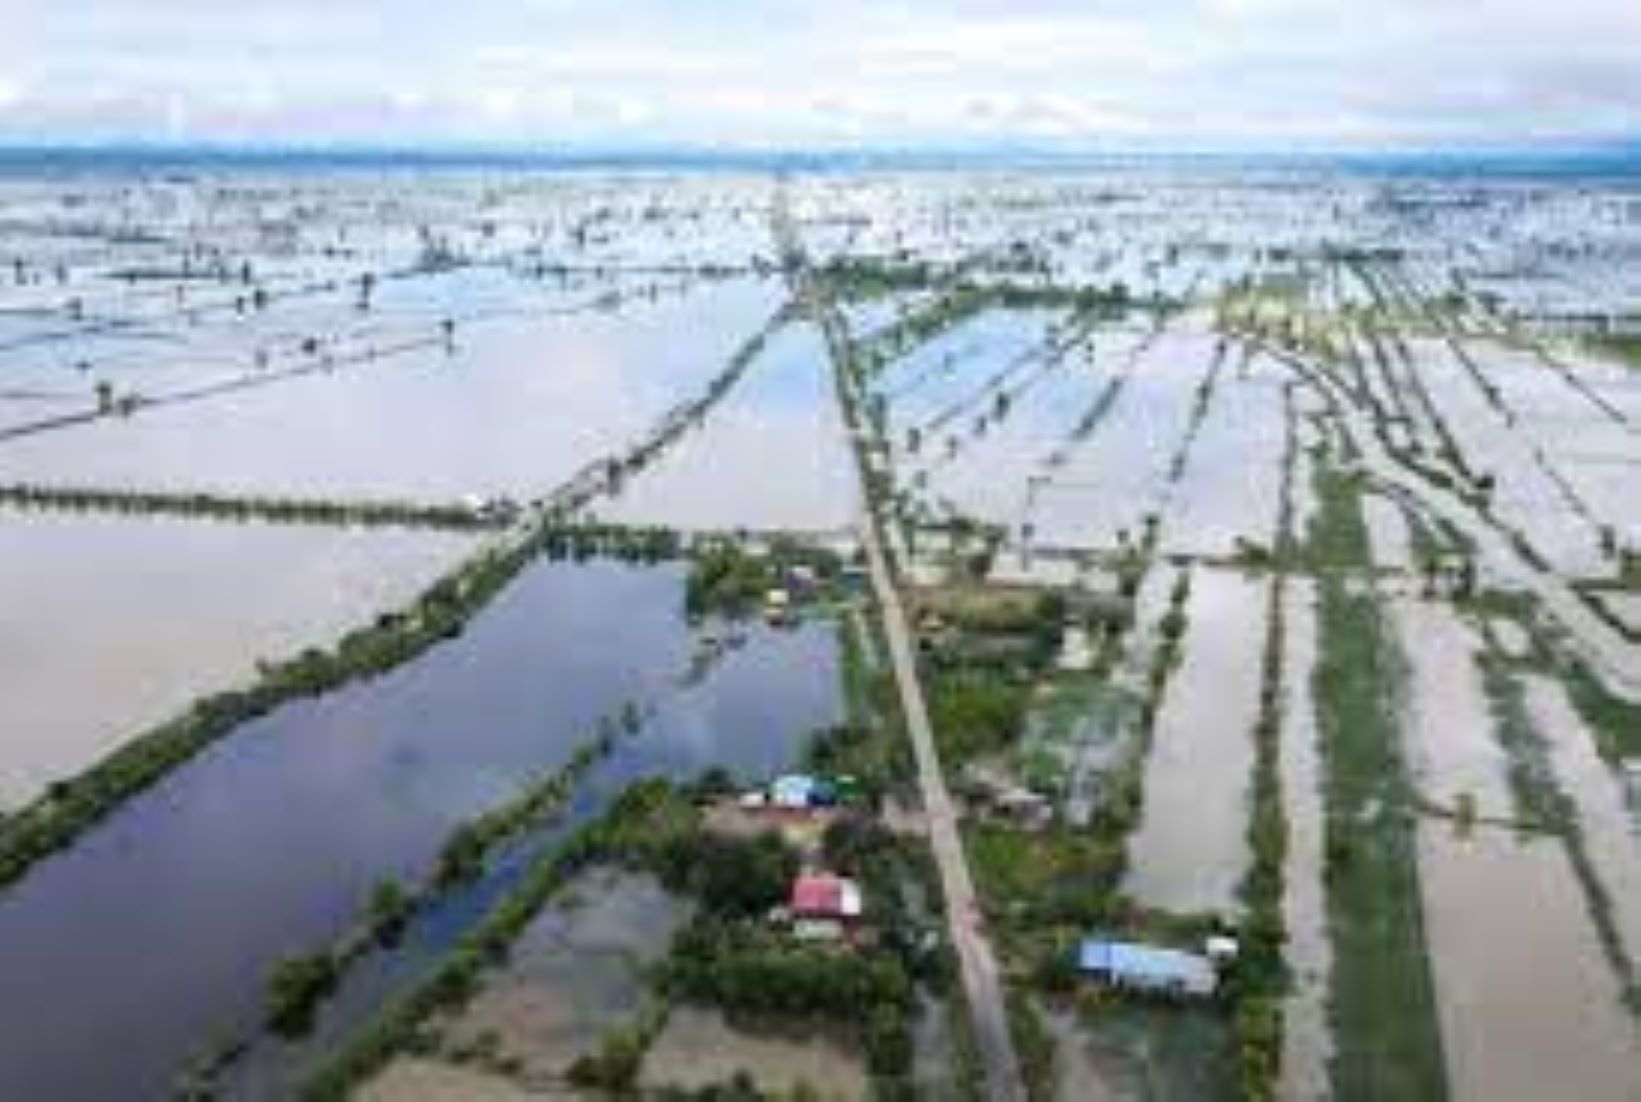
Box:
[727,773,871,944]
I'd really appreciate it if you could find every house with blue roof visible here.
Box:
[1077,937,1219,998]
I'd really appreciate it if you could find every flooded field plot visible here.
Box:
[1391,599,1516,819]
[1276,580,1334,1101]
[0,277,784,502]
[0,512,476,809]
[593,324,857,532]
[640,1005,869,1099]
[407,869,688,1083]
[902,325,1151,531]
[1025,329,1219,549]
[1159,360,1287,557]
[1124,568,1266,914]
[1418,827,1641,1101]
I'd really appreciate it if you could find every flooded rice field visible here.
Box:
[1391,599,1517,819]
[0,512,476,809]
[384,869,688,1086]
[1418,826,1641,1101]
[639,1005,870,1099]
[593,323,857,532]
[1523,678,1641,972]
[0,277,783,502]
[1026,329,1219,550]
[1124,568,1266,915]
[1158,360,1287,558]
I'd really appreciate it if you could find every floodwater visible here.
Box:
[1161,366,1287,558]
[639,1005,869,1099]
[358,1058,540,1101]
[1362,492,1415,573]
[1405,339,1606,578]
[1390,599,1516,819]
[1327,372,1641,701]
[0,511,476,809]
[1592,590,1641,635]
[1029,330,1218,550]
[594,322,858,532]
[0,561,841,1099]
[879,308,1066,462]
[908,332,1115,530]
[1417,825,1641,1101]
[1523,676,1641,974]
[1276,580,1335,1101]
[0,277,784,502]
[424,869,687,1079]
[1125,568,1266,915]
[1045,1009,1116,1102]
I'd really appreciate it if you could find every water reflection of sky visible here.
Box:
[0,560,840,1099]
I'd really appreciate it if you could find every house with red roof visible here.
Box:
[787,872,863,942]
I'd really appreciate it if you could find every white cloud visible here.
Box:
[0,0,1635,148]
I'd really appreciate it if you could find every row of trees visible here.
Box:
[0,482,513,533]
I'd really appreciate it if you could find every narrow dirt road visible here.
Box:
[770,190,1027,1102]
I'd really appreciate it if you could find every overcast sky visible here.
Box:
[0,0,1637,150]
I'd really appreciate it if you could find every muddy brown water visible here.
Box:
[1390,598,1516,820]
[1418,824,1641,1101]
[1125,568,1267,915]
[0,511,476,809]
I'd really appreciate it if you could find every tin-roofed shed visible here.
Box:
[1078,938,1218,998]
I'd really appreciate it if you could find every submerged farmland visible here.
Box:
[0,158,1639,1100]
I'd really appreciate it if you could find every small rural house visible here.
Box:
[763,587,793,624]
[770,773,841,811]
[788,872,864,941]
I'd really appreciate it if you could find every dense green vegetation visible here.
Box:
[266,952,340,1038]
[657,814,944,1084]
[1308,460,1447,1101]
[1582,332,1641,371]
[927,671,1032,766]
[804,615,912,802]
[683,537,844,618]
[1230,575,1291,1101]
[1561,657,1641,761]
[366,880,412,947]
[664,923,914,1071]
